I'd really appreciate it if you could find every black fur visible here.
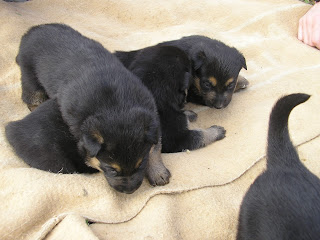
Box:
[14,23,170,193]
[127,45,226,153]
[115,35,247,109]
[237,93,320,239]
[5,99,98,174]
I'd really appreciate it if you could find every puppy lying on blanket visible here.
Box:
[237,93,320,239]
[11,23,170,193]
[127,45,226,153]
[115,35,247,109]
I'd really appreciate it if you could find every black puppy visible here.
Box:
[115,35,247,109]
[237,93,320,239]
[127,45,226,153]
[14,23,170,193]
[5,99,98,174]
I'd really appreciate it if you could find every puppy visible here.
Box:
[127,45,226,153]
[15,23,170,193]
[115,35,247,109]
[5,99,98,174]
[237,93,320,239]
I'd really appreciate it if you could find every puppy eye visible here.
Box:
[227,82,235,90]
[203,81,212,90]
[108,167,118,175]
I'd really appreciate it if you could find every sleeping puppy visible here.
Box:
[15,23,170,193]
[115,35,247,109]
[237,93,320,239]
[127,45,226,153]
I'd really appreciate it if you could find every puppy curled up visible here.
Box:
[127,45,226,153]
[11,23,170,193]
[237,93,320,239]
[115,35,248,109]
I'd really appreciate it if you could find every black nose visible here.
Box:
[214,103,224,109]
[120,188,136,194]
[114,185,137,194]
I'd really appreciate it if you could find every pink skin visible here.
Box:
[298,2,320,50]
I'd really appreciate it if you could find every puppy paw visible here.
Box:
[26,91,48,111]
[211,125,226,140]
[184,110,198,122]
[146,164,171,187]
[235,75,249,92]
[203,125,226,146]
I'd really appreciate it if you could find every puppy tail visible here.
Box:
[267,93,310,169]
[114,50,139,68]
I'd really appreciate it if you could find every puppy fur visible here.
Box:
[15,23,170,193]
[237,93,320,239]
[127,45,226,153]
[5,99,98,174]
[115,35,247,109]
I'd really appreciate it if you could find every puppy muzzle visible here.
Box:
[105,174,144,194]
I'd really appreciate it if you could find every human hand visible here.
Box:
[298,2,320,49]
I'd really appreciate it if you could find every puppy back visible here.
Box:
[114,50,139,68]
[267,93,310,169]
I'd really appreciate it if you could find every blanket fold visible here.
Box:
[0,0,319,239]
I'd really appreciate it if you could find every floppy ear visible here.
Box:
[240,54,247,70]
[192,50,206,71]
[130,107,160,145]
[144,114,159,145]
[80,134,102,158]
[145,126,159,145]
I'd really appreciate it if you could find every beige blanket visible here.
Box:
[1,0,320,239]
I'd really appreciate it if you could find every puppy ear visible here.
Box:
[145,126,159,145]
[130,107,160,145]
[192,51,206,70]
[80,134,102,158]
[240,54,247,70]
[144,115,159,145]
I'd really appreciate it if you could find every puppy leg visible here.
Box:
[20,64,48,111]
[146,138,171,186]
[199,125,226,147]
[184,110,198,122]
[235,75,249,92]
[163,125,226,153]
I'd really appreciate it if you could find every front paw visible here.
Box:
[146,164,171,187]
[184,110,198,122]
[202,125,226,146]
[209,125,226,141]
[235,75,249,92]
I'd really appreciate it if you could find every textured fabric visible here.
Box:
[0,0,319,239]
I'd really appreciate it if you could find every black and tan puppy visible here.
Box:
[237,93,320,239]
[14,23,170,193]
[127,45,226,153]
[115,35,247,109]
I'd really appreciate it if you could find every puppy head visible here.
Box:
[190,42,247,109]
[78,109,159,194]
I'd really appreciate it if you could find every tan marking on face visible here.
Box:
[194,77,201,92]
[86,157,103,172]
[92,132,104,144]
[208,77,217,87]
[225,78,234,87]
[110,163,121,172]
[204,91,216,102]
[135,158,143,169]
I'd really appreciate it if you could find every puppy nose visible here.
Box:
[214,103,224,109]
[115,185,136,194]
